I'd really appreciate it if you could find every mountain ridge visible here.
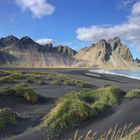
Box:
[0,35,139,68]
[75,37,137,67]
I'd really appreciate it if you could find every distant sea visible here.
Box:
[89,69,140,80]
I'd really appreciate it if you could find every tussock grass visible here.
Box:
[1,86,16,95]
[38,86,125,138]
[0,70,92,88]
[74,80,93,88]
[26,78,34,83]
[0,108,17,130]
[39,92,96,138]
[126,89,140,97]
[80,86,125,112]
[16,84,39,104]
[0,84,39,104]
[0,75,15,83]
[51,78,70,86]
[0,71,12,77]
[38,80,47,85]
[71,124,140,140]
[51,79,93,88]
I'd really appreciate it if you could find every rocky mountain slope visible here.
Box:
[0,35,77,67]
[0,35,139,68]
[135,58,140,63]
[75,37,137,67]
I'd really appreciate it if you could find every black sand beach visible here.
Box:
[0,68,140,140]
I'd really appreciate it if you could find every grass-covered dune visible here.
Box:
[0,70,93,88]
[0,84,39,104]
[38,85,125,138]
[0,108,17,130]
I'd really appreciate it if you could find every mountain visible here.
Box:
[0,35,77,67]
[75,37,136,68]
[55,45,77,56]
[0,35,19,47]
[0,35,138,68]
[0,51,17,64]
[135,58,140,63]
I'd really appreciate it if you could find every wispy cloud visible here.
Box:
[36,38,53,45]
[9,15,16,23]
[120,0,140,8]
[15,0,55,18]
[76,1,140,51]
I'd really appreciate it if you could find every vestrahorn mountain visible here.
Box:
[75,37,136,67]
[0,35,139,68]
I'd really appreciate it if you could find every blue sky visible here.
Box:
[0,0,140,59]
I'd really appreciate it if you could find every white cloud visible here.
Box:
[76,2,140,51]
[120,0,140,8]
[15,0,55,18]
[132,2,140,15]
[36,38,53,45]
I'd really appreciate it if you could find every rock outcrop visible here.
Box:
[75,37,136,68]
[135,58,140,63]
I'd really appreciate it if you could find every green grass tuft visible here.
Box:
[74,80,93,88]
[0,108,17,130]
[1,87,16,95]
[0,84,39,104]
[26,78,34,83]
[80,86,125,112]
[39,92,96,138]
[38,80,47,85]
[126,89,140,97]
[0,76,15,83]
[16,84,39,104]
[37,86,125,138]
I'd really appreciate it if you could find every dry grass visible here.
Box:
[70,124,140,140]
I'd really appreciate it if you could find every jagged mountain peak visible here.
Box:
[56,45,77,56]
[0,35,19,46]
[96,39,107,46]
[13,36,41,49]
[75,37,135,67]
[20,36,35,43]
[0,35,137,68]
[108,36,122,50]
[0,35,19,41]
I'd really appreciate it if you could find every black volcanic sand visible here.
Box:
[0,68,140,140]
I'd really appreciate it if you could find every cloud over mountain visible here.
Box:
[76,1,140,51]
[36,38,53,45]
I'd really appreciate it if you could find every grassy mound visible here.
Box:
[126,89,140,97]
[38,80,47,85]
[51,78,93,88]
[51,78,70,86]
[26,78,34,83]
[0,76,15,83]
[80,86,125,112]
[0,108,17,130]
[1,86,16,95]
[39,86,125,138]
[74,80,93,88]
[39,92,96,138]
[16,84,39,104]
[0,84,39,104]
